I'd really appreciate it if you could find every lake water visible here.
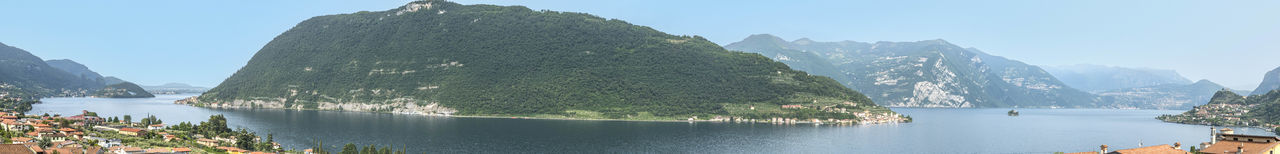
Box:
[29,94,1272,153]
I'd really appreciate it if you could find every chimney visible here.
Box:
[1100,144,1108,154]
[1238,143,1245,154]
[1221,128,1235,135]
[1174,142,1182,149]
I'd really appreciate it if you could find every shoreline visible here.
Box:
[178,100,906,125]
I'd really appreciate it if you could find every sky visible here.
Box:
[1,0,1277,90]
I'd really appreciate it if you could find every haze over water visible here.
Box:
[30,95,1267,153]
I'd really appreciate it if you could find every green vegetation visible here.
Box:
[92,82,156,98]
[0,98,35,112]
[198,0,898,120]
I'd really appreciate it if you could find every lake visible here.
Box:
[29,94,1270,153]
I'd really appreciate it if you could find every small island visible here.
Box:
[1008,109,1019,116]
[91,82,155,98]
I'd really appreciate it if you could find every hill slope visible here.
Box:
[192,1,903,122]
[0,42,101,97]
[45,59,107,85]
[724,34,1098,108]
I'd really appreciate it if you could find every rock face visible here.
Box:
[1254,66,1280,95]
[0,42,102,97]
[196,1,902,121]
[1041,64,1192,93]
[1098,79,1228,109]
[725,34,1098,108]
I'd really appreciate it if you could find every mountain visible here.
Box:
[1097,79,1228,109]
[142,83,209,94]
[725,34,1099,108]
[0,42,102,97]
[1041,64,1192,93]
[45,59,107,85]
[1253,66,1280,95]
[190,1,904,122]
[92,82,155,98]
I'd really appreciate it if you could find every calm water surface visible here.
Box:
[29,94,1270,153]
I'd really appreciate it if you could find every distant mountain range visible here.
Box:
[142,83,209,94]
[1253,66,1280,95]
[0,42,153,98]
[725,34,1098,108]
[1041,64,1192,93]
[1097,79,1228,109]
[189,0,904,122]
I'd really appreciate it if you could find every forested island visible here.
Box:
[184,0,908,124]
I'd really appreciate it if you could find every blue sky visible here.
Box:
[2,0,1277,90]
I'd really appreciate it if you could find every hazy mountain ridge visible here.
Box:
[192,1,904,121]
[1254,66,1280,95]
[142,83,209,94]
[1098,79,1228,109]
[725,34,1099,108]
[1041,64,1193,93]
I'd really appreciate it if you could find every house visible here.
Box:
[173,147,192,154]
[1199,127,1280,154]
[110,145,145,154]
[215,136,238,145]
[147,124,164,130]
[217,146,248,154]
[163,134,177,142]
[0,119,22,131]
[781,105,804,109]
[1067,144,1189,154]
[118,127,144,136]
[9,137,32,144]
[0,144,35,154]
[197,138,219,147]
[43,134,67,142]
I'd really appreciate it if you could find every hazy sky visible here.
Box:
[2,0,1277,90]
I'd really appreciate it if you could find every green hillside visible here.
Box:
[196,0,903,121]
[93,82,156,98]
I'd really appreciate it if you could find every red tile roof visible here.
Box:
[1199,140,1280,154]
[0,144,33,154]
[119,127,143,132]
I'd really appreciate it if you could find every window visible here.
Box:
[1250,139,1254,142]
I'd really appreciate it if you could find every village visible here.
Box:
[0,110,285,154]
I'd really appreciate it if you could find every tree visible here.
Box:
[235,129,256,151]
[340,143,358,154]
[123,115,132,124]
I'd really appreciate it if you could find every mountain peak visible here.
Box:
[742,34,786,42]
[792,38,815,45]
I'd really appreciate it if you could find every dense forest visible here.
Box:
[199,0,899,120]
